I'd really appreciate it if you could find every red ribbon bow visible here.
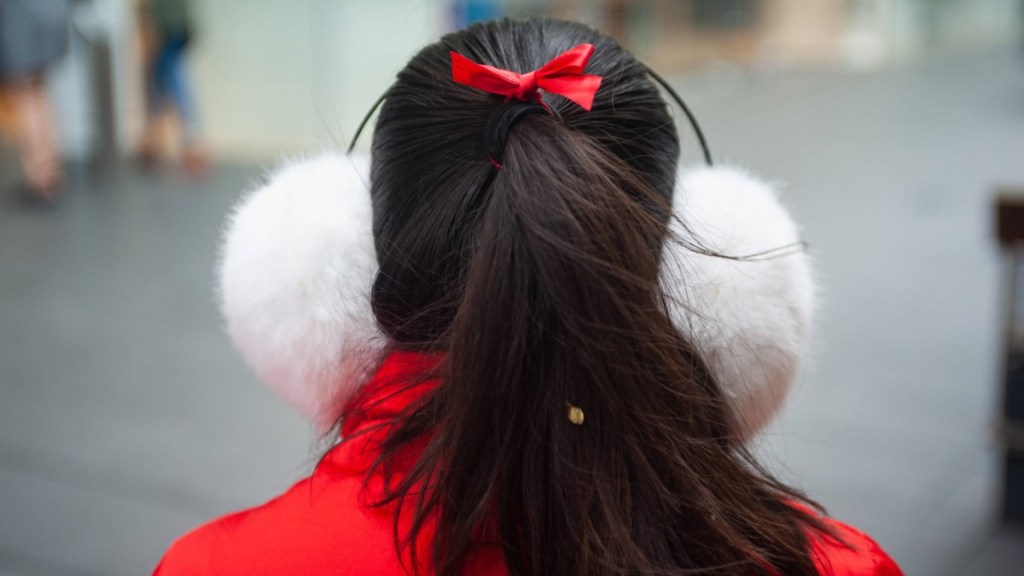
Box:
[450,43,603,111]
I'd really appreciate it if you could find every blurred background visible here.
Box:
[2,0,1023,574]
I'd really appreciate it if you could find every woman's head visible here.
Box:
[370,18,678,344]
[360,18,824,576]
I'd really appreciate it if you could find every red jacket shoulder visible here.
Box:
[808,515,903,576]
[153,468,409,576]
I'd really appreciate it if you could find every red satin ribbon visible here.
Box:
[451,43,603,111]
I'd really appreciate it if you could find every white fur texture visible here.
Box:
[218,154,814,438]
[664,166,814,439]
[218,153,380,432]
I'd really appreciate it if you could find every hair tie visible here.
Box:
[484,99,560,169]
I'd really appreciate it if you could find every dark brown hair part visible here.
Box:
[360,17,831,576]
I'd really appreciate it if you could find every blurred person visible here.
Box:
[137,0,207,176]
[0,0,69,203]
[154,19,902,576]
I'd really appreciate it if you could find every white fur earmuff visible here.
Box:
[218,152,814,436]
[664,167,814,439]
[218,153,381,431]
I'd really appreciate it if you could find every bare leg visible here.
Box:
[138,105,166,167]
[7,77,62,200]
[0,88,18,144]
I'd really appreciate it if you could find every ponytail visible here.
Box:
[447,117,732,574]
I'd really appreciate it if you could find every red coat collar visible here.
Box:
[340,349,442,439]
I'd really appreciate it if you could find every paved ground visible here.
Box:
[2,47,1023,574]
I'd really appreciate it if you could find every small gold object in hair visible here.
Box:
[567,403,585,426]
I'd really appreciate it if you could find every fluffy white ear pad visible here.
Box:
[217,153,382,432]
[665,166,815,440]
[218,154,814,438]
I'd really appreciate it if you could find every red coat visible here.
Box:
[155,352,903,576]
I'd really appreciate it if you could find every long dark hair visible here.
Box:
[359,18,828,576]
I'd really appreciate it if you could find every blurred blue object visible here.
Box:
[451,0,503,28]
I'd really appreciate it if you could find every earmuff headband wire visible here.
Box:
[348,67,713,168]
[643,66,713,167]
